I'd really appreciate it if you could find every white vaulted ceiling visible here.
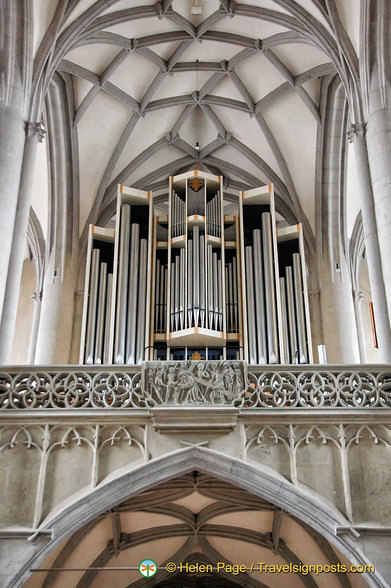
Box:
[30,0,361,248]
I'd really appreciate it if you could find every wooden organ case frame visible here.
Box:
[80,185,153,364]
[80,173,312,366]
[239,184,313,365]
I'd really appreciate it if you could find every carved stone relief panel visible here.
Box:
[143,361,246,405]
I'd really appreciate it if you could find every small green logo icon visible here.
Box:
[139,559,157,577]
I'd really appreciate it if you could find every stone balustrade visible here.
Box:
[0,362,390,410]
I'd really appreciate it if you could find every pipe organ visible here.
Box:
[80,172,312,365]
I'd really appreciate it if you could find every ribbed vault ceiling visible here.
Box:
[30,0,360,248]
[26,472,366,588]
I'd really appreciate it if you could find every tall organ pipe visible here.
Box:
[174,253,180,331]
[227,262,233,331]
[225,265,230,330]
[103,273,113,364]
[245,246,257,364]
[279,276,290,363]
[170,261,175,331]
[193,226,200,326]
[163,267,167,331]
[253,229,267,363]
[94,261,107,364]
[293,253,308,363]
[179,247,185,329]
[232,256,238,331]
[286,265,298,363]
[207,244,213,328]
[135,239,148,363]
[126,223,140,364]
[85,248,100,364]
[187,239,193,327]
[114,204,130,363]
[217,191,221,237]
[262,212,278,363]
[155,259,161,331]
[160,263,165,332]
[212,251,218,330]
[200,234,206,328]
[218,258,223,331]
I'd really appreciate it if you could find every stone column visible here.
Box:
[366,107,391,323]
[0,107,26,322]
[28,290,42,364]
[319,254,360,364]
[34,255,76,365]
[349,125,391,362]
[0,122,45,364]
[353,289,366,363]
[0,0,34,330]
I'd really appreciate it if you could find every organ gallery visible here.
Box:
[80,170,312,365]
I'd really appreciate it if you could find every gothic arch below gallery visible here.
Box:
[12,447,383,588]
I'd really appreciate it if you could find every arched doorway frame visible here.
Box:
[12,446,384,588]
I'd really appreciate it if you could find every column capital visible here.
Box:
[353,289,364,302]
[347,122,367,143]
[31,291,42,303]
[25,121,46,142]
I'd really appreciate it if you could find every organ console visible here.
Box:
[80,171,313,365]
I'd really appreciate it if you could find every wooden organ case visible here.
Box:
[80,172,312,365]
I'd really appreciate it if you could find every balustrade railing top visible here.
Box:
[0,363,390,410]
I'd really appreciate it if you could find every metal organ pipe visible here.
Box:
[103,273,113,364]
[227,262,233,331]
[126,223,140,364]
[155,259,161,332]
[212,251,218,330]
[293,253,308,363]
[193,226,200,326]
[245,246,257,364]
[218,258,223,331]
[179,247,185,329]
[170,261,175,332]
[135,239,148,364]
[207,243,213,329]
[187,239,193,327]
[252,229,267,364]
[160,263,166,332]
[200,234,206,328]
[285,265,298,363]
[262,212,278,363]
[114,204,130,363]
[279,276,290,363]
[225,265,230,330]
[94,261,107,364]
[232,255,238,331]
[85,248,100,364]
[174,253,180,331]
[163,267,167,332]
